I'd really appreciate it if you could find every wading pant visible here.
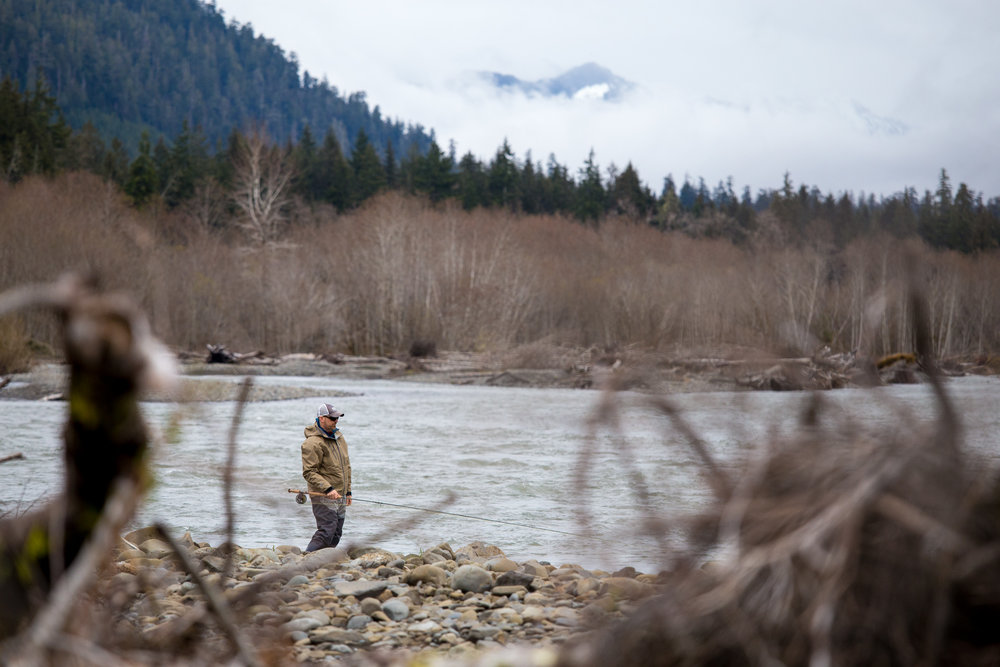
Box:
[306,500,346,552]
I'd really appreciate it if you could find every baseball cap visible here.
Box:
[317,403,345,419]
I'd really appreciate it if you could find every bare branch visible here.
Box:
[223,377,253,579]
[5,478,141,663]
[154,522,262,667]
[649,395,732,500]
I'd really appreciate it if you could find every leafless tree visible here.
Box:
[231,128,294,245]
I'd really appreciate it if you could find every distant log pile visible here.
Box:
[733,348,871,391]
[679,347,980,392]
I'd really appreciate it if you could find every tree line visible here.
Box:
[3,73,999,254]
[3,173,999,369]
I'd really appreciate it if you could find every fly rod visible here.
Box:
[287,488,587,538]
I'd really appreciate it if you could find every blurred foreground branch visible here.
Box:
[565,255,1000,666]
[0,275,175,641]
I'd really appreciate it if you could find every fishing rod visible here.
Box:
[286,488,587,538]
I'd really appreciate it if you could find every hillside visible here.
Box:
[0,0,433,156]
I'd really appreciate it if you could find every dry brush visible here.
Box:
[1,175,999,363]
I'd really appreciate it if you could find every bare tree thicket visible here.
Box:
[1,174,999,361]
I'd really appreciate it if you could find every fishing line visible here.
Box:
[353,496,588,538]
[288,488,588,539]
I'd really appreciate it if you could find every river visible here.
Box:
[1,375,998,573]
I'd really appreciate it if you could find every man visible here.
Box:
[301,403,352,552]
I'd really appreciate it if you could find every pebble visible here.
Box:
[331,579,388,598]
[382,598,410,621]
[111,530,660,664]
[452,564,493,593]
[286,574,310,587]
[347,614,372,629]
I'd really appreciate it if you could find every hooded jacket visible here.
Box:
[301,421,351,496]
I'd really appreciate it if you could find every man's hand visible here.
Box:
[326,489,341,500]
[346,496,352,506]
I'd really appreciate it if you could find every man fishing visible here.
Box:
[301,403,352,552]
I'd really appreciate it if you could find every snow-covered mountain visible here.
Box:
[478,62,634,101]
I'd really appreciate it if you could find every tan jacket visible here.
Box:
[301,422,351,496]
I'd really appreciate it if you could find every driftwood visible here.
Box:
[205,343,237,363]
[206,344,275,365]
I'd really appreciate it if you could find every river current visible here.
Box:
[2,375,998,573]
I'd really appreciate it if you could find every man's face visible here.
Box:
[320,415,339,430]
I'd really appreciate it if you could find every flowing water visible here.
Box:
[2,375,998,573]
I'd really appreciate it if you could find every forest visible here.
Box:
[0,0,434,156]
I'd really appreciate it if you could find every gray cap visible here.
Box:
[317,403,344,419]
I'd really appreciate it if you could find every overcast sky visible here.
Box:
[211,0,999,199]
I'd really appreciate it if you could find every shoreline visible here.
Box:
[108,528,659,664]
[1,351,726,402]
[5,346,995,403]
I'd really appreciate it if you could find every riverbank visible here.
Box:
[107,528,661,665]
[5,345,996,402]
[0,349,724,401]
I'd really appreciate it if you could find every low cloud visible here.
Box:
[382,72,991,199]
[214,0,1000,199]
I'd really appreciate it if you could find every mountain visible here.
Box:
[478,62,634,101]
[0,0,434,156]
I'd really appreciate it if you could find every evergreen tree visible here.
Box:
[317,128,352,212]
[918,190,940,247]
[830,193,855,247]
[456,151,488,210]
[488,139,520,208]
[163,121,211,208]
[412,139,453,203]
[213,128,242,194]
[291,124,320,201]
[974,195,1000,250]
[102,137,130,185]
[383,139,397,189]
[152,137,172,194]
[543,154,574,214]
[678,177,696,212]
[24,75,71,175]
[0,76,24,181]
[734,185,755,234]
[0,74,70,181]
[948,183,976,252]
[574,149,605,223]
[519,152,546,215]
[125,131,159,206]
[692,177,712,218]
[935,168,953,213]
[609,162,654,218]
[350,128,386,206]
[658,175,680,220]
